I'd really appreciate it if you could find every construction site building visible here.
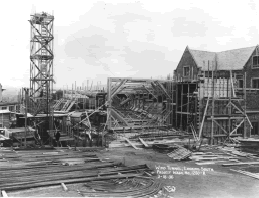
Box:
[173,45,259,144]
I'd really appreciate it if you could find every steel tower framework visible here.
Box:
[29,12,54,115]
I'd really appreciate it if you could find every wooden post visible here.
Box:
[211,61,215,145]
[187,82,190,133]
[180,78,183,131]
[196,77,199,133]
[176,82,178,129]
[207,61,210,98]
[24,88,28,148]
[171,81,174,128]
[107,77,111,130]
[228,71,231,141]
[244,72,247,138]
[72,84,73,99]
[90,81,93,91]
[199,98,209,140]
[75,81,77,96]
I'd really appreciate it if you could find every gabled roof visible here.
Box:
[187,46,257,71]
[217,46,256,70]
[188,49,216,70]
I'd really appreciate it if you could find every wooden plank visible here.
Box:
[123,137,141,150]
[1,190,8,197]
[198,98,210,140]
[139,138,148,147]
[222,162,259,167]
[231,169,259,180]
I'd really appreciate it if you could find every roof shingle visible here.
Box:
[188,46,256,71]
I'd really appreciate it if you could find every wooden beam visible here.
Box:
[198,98,210,140]
[213,119,228,135]
[139,138,149,147]
[111,80,127,98]
[123,137,142,150]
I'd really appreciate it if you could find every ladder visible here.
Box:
[61,100,71,111]
[53,98,64,110]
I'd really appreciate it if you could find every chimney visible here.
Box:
[0,84,2,102]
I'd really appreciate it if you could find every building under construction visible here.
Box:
[1,11,259,149]
[106,46,259,145]
[173,45,259,144]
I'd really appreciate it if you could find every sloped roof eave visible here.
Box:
[187,46,200,69]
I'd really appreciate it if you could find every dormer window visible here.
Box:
[252,55,259,68]
[183,66,190,76]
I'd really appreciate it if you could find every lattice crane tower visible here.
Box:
[29,12,54,115]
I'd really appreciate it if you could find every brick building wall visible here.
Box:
[243,49,259,136]
[244,49,259,110]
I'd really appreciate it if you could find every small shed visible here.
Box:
[0,110,15,129]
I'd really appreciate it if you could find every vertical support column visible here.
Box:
[211,62,215,145]
[196,78,199,132]
[24,88,28,148]
[180,79,183,131]
[171,81,174,128]
[228,71,232,141]
[187,82,190,133]
[244,72,247,138]
[107,77,112,130]
[207,61,210,138]
[176,83,178,129]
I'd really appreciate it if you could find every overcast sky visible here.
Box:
[0,0,258,89]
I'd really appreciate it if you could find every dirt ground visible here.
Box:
[7,147,259,198]
[99,147,259,198]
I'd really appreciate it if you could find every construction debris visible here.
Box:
[231,169,259,180]
[167,146,192,161]
[77,177,162,197]
[0,148,157,194]
[222,162,259,167]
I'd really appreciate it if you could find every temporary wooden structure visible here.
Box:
[106,77,174,131]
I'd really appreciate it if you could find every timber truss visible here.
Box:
[106,77,174,131]
[29,12,54,115]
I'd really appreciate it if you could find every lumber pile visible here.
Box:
[0,148,156,195]
[109,137,199,149]
[217,146,257,158]
[222,162,259,167]
[167,146,192,161]
[190,152,239,163]
[231,169,259,180]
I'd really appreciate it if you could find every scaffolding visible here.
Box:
[173,60,252,144]
[27,12,55,146]
[29,12,54,115]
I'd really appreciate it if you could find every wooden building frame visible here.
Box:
[106,77,174,131]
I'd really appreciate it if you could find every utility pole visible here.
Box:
[24,88,28,148]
